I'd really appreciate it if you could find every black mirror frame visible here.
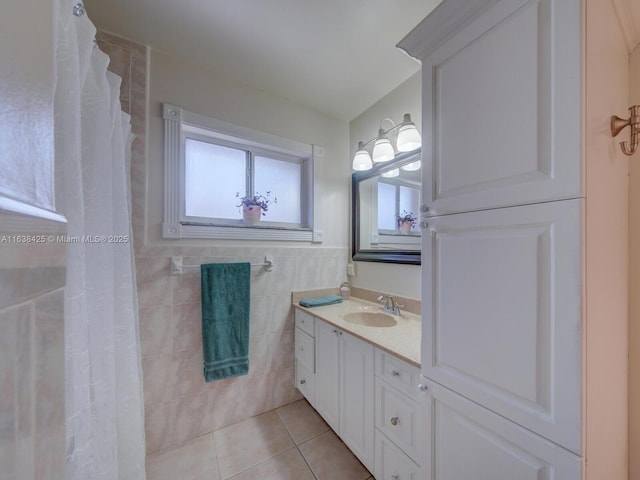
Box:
[351,149,422,265]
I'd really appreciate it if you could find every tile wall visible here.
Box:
[96,32,349,455]
[138,246,347,453]
[95,30,147,253]
[0,221,66,479]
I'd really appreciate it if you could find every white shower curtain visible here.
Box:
[54,1,146,478]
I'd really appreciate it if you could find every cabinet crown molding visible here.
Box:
[397,0,525,59]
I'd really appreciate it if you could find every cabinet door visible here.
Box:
[421,200,581,453]
[428,380,581,480]
[314,320,341,432]
[340,332,375,473]
[295,360,315,406]
[375,430,423,480]
[414,0,581,216]
[294,327,314,372]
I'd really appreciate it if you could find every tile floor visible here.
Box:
[146,399,374,480]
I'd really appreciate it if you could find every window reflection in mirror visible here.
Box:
[352,149,422,264]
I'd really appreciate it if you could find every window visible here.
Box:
[184,139,246,220]
[162,104,322,242]
[377,179,421,235]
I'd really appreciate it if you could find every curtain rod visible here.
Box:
[170,256,274,275]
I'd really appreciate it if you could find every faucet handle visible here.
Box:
[377,295,386,303]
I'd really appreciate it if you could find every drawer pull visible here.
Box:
[390,416,399,426]
[392,476,399,480]
[300,379,306,385]
[392,370,400,377]
[417,383,428,392]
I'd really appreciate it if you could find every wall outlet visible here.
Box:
[347,263,356,277]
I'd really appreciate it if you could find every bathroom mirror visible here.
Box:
[352,149,422,264]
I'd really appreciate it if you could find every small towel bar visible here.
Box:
[170,256,274,275]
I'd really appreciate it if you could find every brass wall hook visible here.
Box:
[611,105,640,156]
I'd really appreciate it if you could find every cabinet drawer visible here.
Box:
[295,360,315,405]
[375,430,422,480]
[295,309,315,336]
[375,349,422,401]
[375,378,426,466]
[295,327,314,372]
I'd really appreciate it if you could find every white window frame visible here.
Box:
[162,104,323,242]
[371,178,421,247]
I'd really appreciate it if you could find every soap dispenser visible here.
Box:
[340,282,350,299]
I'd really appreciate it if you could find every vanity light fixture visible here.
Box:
[352,113,421,171]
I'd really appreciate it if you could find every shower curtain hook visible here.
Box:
[73,3,86,17]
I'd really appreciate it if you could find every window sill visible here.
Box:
[163,222,318,242]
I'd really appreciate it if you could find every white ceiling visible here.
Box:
[84,0,443,121]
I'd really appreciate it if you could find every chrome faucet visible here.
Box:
[377,295,403,316]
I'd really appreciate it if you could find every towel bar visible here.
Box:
[170,256,274,275]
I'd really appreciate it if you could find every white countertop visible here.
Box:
[293,297,421,367]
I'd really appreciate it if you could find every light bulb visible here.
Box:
[352,143,373,171]
[396,114,421,152]
[401,160,421,171]
[372,129,395,163]
[381,168,399,178]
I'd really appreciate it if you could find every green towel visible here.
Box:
[201,262,250,382]
[299,295,343,308]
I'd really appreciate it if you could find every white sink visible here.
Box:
[343,311,397,328]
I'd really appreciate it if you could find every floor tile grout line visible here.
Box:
[222,446,301,480]
[146,430,216,459]
[221,408,311,480]
[296,442,319,480]
[211,432,223,480]
[149,398,373,480]
[275,399,373,480]
[275,405,322,479]
[212,410,291,480]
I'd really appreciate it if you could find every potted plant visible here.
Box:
[236,191,277,225]
[397,210,417,235]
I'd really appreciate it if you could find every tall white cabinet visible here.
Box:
[416,0,581,217]
[399,0,629,478]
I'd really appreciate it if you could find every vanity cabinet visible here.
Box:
[375,433,422,480]
[339,330,375,472]
[312,316,375,473]
[399,0,629,477]
[313,318,341,430]
[294,310,316,405]
[374,350,430,479]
